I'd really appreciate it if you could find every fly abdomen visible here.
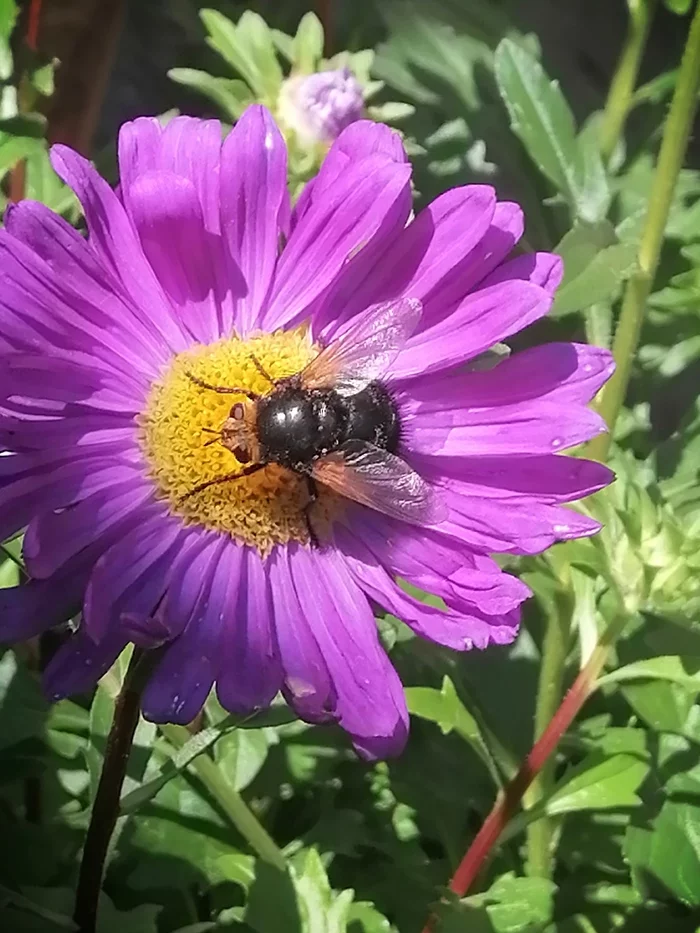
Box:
[340,382,400,453]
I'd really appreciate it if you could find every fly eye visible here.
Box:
[231,402,245,421]
[233,446,251,464]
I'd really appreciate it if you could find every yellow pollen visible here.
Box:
[139,327,333,553]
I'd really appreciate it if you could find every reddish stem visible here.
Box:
[421,620,623,933]
[27,0,42,51]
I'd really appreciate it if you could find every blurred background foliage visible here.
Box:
[2,1,700,932]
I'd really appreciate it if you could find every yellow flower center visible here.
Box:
[139,327,335,553]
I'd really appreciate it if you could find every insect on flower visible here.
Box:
[181,298,445,544]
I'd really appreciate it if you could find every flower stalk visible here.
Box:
[524,588,572,878]
[73,652,144,933]
[599,0,657,161]
[590,0,700,462]
[159,723,286,872]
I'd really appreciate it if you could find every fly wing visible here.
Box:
[300,298,422,397]
[312,440,446,526]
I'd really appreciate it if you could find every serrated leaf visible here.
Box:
[168,68,254,120]
[293,12,324,74]
[495,38,609,222]
[552,241,637,316]
[442,873,556,933]
[597,656,700,691]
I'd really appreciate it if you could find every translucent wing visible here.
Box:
[300,298,422,397]
[312,440,446,526]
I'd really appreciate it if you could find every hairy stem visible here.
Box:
[599,0,656,161]
[524,590,571,878]
[73,654,143,933]
[159,723,286,872]
[589,0,700,461]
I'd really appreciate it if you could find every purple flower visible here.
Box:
[279,68,364,144]
[0,107,614,759]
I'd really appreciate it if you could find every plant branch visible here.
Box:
[159,723,286,872]
[599,0,656,161]
[589,0,700,461]
[73,653,143,933]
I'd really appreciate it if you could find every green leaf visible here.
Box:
[546,753,648,815]
[0,650,48,752]
[168,69,254,120]
[625,738,700,905]
[494,38,609,222]
[200,9,281,103]
[0,0,17,81]
[664,0,693,14]
[0,115,47,178]
[120,712,241,814]
[552,242,638,316]
[442,873,556,933]
[597,656,700,691]
[292,12,324,74]
[405,676,503,784]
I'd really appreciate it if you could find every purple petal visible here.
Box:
[119,116,243,336]
[316,185,496,339]
[0,550,91,642]
[441,490,603,556]
[125,170,224,344]
[287,544,408,759]
[413,452,614,503]
[141,538,237,724]
[262,155,412,332]
[50,145,189,355]
[0,224,164,385]
[390,278,556,381]
[338,527,519,651]
[268,545,337,724]
[293,120,407,229]
[345,511,531,618]
[43,631,127,702]
[0,455,139,545]
[403,397,606,456]
[82,512,185,641]
[220,105,290,335]
[0,353,142,414]
[23,477,153,579]
[216,547,283,714]
[399,343,614,412]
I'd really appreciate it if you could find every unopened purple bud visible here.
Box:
[279,68,364,145]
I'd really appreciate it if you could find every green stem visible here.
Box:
[159,723,286,872]
[589,0,700,461]
[524,591,571,878]
[599,0,657,161]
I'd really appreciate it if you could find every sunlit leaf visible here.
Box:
[494,38,609,221]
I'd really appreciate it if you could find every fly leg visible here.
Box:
[184,371,259,400]
[179,462,265,503]
[303,475,320,548]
